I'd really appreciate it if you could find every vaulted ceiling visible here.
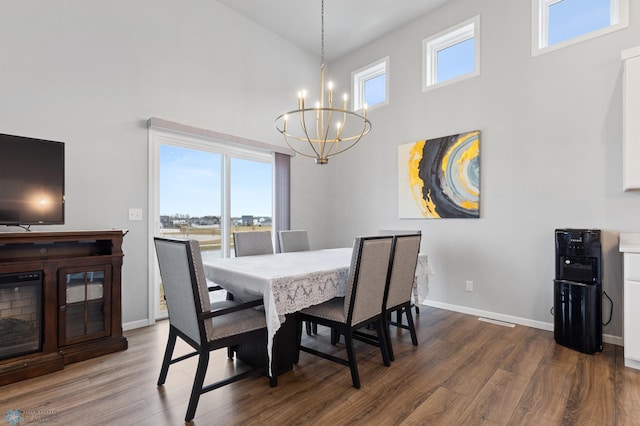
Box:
[217,0,452,61]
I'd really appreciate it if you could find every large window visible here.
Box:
[158,145,272,261]
[423,16,480,91]
[532,0,629,56]
[352,57,388,111]
[148,119,290,321]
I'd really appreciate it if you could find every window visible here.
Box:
[352,57,388,111]
[148,118,291,321]
[423,16,480,91]
[532,0,629,56]
[158,146,273,261]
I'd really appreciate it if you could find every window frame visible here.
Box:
[422,15,480,92]
[147,118,291,323]
[531,0,629,57]
[351,56,389,112]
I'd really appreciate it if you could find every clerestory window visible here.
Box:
[532,0,629,56]
[352,57,388,111]
[423,16,480,91]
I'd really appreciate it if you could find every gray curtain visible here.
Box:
[274,152,291,253]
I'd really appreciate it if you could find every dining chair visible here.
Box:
[381,233,422,361]
[278,230,310,253]
[295,235,394,389]
[278,229,317,335]
[227,230,274,357]
[233,230,274,257]
[154,237,271,422]
[378,229,422,315]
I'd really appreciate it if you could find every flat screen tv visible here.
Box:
[0,133,65,226]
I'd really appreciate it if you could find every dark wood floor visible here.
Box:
[2,306,640,425]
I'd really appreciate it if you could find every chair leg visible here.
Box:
[343,331,360,389]
[305,320,312,335]
[225,292,236,360]
[374,319,391,367]
[331,328,340,345]
[185,351,210,422]
[227,345,236,359]
[295,316,304,365]
[382,312,395,362]
[312,322,318,334]
[157,327,177,386]
[405,306,418,346]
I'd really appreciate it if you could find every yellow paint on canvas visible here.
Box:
[408,141,439,218]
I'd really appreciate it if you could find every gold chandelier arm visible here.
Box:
[321,108,335,159]
[334,109,348,141]
[325,114,372,159]
[299,110,322,159]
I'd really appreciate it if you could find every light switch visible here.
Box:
[128,208,143,221]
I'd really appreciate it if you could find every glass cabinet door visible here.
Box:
[58,265,112,346]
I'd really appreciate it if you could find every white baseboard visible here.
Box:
[123,318,154,331]
[421,300,623,347]
[122,302,624,348]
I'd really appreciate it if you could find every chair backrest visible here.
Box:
[378,229,421,236]
[154,238,212,345]
[385,233,422,310]
[343,236,394,326]
[233,231,274,257]
[278,230,310,253]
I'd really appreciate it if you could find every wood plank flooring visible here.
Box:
[2,306,640,425]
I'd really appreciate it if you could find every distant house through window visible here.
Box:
[532,0,629,56]
[352,57,388,111]
[423,16,480,91]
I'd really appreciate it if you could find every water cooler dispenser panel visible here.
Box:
[553,229,602,354]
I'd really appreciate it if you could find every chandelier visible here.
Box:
[274,0,372,165]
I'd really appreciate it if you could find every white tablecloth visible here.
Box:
[202,248,429,373]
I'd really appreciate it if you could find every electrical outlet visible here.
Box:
[466,280,474,292]
[128,208,143,221]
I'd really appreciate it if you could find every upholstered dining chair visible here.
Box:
[378,229,422,315]
[154,237,270,422]
[278,230,310,253]
[233,230,274,257]
[295,235,394,389]
[227,230,273,357]
[381,233,421,361]
[278,229,317,335]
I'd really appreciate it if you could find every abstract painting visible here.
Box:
[398,130,480,219]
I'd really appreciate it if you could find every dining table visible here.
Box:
[202,247,430,378]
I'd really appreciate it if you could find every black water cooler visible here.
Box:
[553,229,602,354]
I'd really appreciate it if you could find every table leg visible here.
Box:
[235,314,297,379]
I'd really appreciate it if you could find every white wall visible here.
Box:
[3,0,639,342]
[0,0,317,326]
[290,0,640,340]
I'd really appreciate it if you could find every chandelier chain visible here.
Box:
[320,0,325,66]
[273,0,371,165]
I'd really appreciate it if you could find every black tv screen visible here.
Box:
[0,133,65,226]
